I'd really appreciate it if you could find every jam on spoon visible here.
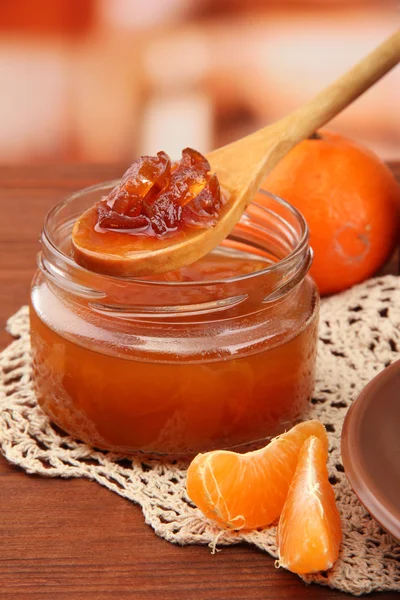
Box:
[72,148,228,276]
[95,148,224,238]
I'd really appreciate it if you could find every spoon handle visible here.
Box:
[283,31,400,145]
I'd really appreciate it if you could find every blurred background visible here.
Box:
[1,0,399,165]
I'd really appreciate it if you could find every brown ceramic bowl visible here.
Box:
[341,360,400,542]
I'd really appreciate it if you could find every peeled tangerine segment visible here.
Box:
[146,192,182,236]
[277,436,342,574]
[97,201,150,231]
[186,420,328,530]
[181,147,211,171]
[168,165,208,206]
[122,150,171,198]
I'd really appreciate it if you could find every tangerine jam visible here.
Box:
[30,183,319,455]
[71,149,229,277]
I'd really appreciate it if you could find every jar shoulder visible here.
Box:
[31,271,318,362]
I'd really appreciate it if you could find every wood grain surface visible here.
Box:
[0,163,399,600]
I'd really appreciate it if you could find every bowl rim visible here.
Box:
[341,359,400,542]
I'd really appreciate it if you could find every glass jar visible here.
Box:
[30,183,319,455]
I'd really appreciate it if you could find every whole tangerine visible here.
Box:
[260,130,400,296]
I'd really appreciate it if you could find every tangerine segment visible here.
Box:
[277,436,342,574]
[186,420,328,530]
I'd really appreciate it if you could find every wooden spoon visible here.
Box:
[72,30,400,277]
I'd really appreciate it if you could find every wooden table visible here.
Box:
[0,164,399,600]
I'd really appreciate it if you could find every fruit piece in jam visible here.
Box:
[95,148,224,238]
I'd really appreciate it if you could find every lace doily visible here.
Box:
[1,275,400,596]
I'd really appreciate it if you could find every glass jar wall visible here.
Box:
[30,183,319,455]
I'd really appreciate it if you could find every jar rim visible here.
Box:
[43,181,309,288]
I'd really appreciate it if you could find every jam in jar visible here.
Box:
[30,183,319,455]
